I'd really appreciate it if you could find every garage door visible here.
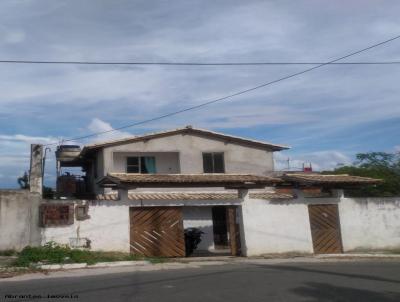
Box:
[308,204,343,254]
[129,207,185,257]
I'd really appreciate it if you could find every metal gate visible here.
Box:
[129,207,185,257]
[308,204,343,254]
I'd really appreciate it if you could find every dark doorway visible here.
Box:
[212,206,229,249]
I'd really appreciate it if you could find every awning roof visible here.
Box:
[98,173,282,189]
[96,191,294,201]
[282,173,382,187]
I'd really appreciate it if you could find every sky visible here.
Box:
[0,0,399,188]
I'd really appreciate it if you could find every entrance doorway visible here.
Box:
[212,206,229,249]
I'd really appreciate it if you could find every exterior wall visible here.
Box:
[102,133,274,176]
[240,197,314,256]
[339,197,400,252]
[112,152,180,174]
[0,190,41,251]
[41,200,238,252]
[182,207,215,251]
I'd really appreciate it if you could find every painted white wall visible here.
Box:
[240,197,314,256]
[42,202,131,252]
[339,197,400,252]
[102,133,274,175]
[182,207,215,251]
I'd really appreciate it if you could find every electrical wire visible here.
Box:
[44,34,400,146]
[1,60,400,66]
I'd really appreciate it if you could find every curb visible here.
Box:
[37,260,151,270]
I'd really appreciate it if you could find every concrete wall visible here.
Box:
[102,133,274,175]
[41,200,237,252]
[339,197,400,252]
[240,197,314,256]
[240,195,400,256]
[0,190,41,251]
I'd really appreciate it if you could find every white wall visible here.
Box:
[102,133,274,176]
[42,202,131,252]
[182,207,215,251]
[0,190,41,251]
[339,197,400,252]
[240,197,314,256]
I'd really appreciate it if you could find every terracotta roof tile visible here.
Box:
[282,173,382,185]
[99,173,281,187]
[96,191,293,201]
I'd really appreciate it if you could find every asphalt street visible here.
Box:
[1,260,400,302]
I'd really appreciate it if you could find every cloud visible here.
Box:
[87,118,133,142]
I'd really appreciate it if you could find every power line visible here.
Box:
[46,34,400,146]
[1,60,400,66]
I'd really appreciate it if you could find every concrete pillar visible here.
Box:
[29,144,43,195]
[237,188,249,256]
[118,189,128,202]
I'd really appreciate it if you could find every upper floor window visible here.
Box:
[203,152,225,173]
[127,156,156,173]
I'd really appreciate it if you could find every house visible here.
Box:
[30,126,398,257]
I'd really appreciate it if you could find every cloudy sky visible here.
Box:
[0,0,399,188]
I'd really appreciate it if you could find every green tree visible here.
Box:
[329,152,400,197]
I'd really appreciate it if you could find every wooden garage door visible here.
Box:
[129,207,185,257]
[308,204,343,254]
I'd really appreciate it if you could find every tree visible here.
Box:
[17,171,30,189]
[328,152,400,197]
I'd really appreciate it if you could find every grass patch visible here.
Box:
[13,242,147,267]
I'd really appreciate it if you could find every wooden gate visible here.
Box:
[308,204,343,254]
[227,206,241,256]
[129,207,185,257]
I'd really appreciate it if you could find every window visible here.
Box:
[203,152,225,173]
[40,203,74,227]
[75,204,90,221]
[126,156,156,173]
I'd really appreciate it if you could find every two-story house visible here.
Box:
[47,126,381,257]
[52,126,288,256]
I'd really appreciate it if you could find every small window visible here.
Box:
[203,152,225,173]
[40,204,74,227]
[75,204,90,221]
[126,156,156,173]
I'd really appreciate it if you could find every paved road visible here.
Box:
[1,261,400,302]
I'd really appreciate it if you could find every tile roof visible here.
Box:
[99,173,281,187]
[82,126,289,153]
[95,191,293,201]
[282,173,382,185]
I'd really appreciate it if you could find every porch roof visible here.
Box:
[281,173,382,187]
[95,191,294,201]
[97,173,282,189]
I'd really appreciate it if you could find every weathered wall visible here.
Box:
[41,200,237,252]
[339,197,400,252]
[240,195,400,256]
[240,197,314,256]
[0,190,41,251]
[102,133,273,173]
